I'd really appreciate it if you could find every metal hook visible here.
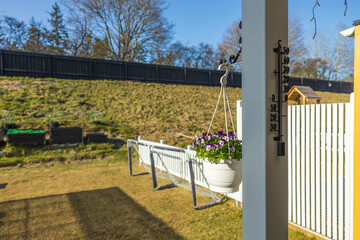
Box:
[218,63,230,86]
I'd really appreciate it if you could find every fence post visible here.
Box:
[188,157,197,207]
[339,82,342,92]
[125,62,128,80]
[48,55,52,78]
[231,71,234,87]
[89,59,92,80]
[209,71,212,85]
[184,68,187,84]
[156,65,159,83]
[149,149,158,189]
[138,136,142,166]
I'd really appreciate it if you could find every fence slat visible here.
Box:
[315,104,321,233]
[292,106,297,222]
[296,105,301,224]
[310,105,316,230]
[321,104,326,235]
[306,105,311,228]
[338,103,344,240]
[301,105,306,227]
[332,104,338,240]
[327,104,332,237]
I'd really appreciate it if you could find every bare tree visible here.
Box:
[61,0,94,57]
[216,17,307,73]
[292,25,354,81]
[333,23,354,81]
[156,42,216,69]
[217,20,242,65]
[193,43,217,69]
[0,16,27,50]
[309,27,353,81]
[288,16,308,75]
[70,0,173,61]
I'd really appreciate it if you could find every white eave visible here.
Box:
[340,27,355,37]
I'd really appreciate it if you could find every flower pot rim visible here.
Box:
[204,158,242,164]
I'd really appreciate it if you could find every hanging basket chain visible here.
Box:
[224,87,236,135]
[222,82,231,156]
[206,63,237,158]
[206,86,223,136]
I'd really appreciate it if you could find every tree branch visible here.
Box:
[310,0,320,39]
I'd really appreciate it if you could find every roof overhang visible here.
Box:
[340,27,355,38]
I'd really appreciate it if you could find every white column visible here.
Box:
[242,0,288,239]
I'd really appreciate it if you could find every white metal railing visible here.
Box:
[136,137,243,201]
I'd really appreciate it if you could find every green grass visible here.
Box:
[0,76,350,167]
[0,154,318,240]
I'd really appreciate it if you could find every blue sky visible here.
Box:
[0,0,359,48]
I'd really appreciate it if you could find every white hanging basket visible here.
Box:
[202,159,242,193]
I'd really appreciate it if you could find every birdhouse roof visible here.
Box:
[288,86,321,101]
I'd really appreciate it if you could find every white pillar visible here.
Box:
[242,0,288,239]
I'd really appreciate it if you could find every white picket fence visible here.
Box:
[287,95,354,240]
[134,96,354,240]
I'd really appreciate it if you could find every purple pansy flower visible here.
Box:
[213,143,220,151]
[230,146,235,152]
[222,135,229,141]
[201,137,206,144]
[230,135,237,141]
[212,133,219,139]
[206,144,212,152]
[219,139,225,146]
[207,134,212,141]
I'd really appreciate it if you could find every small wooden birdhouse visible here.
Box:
[288,86,321,105]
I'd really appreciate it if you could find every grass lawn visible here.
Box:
[0,76,351,167]
[0,149,319,240]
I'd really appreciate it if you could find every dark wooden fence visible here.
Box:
[0,49,354,93]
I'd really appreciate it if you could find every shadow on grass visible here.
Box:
[0,183,7,189]
[0,187,184,239]
[108,138,126,149]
